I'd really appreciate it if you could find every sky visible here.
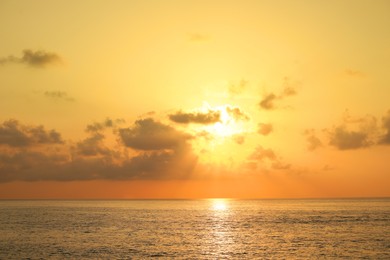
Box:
[0,0,389,198]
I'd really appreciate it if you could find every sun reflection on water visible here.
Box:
[211,199,228,211]
[202,199,235,257]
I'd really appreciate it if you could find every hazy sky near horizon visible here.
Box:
[1,0,389,198]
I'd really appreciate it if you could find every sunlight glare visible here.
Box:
[201,104,245,138]
[212,199,228,211]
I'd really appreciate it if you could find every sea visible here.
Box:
[0,199,389,259]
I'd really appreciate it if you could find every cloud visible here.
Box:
[0,151,70,182]
[328,127,370,150]
[119,118,191,150]
[226,106,249,121]
[248,146,277,161]
[327,113,378,150]
[282,86,297,97]
[258,123,273,136]
[169,110,221,125]
[304,129,323,151]
[0,49,62,68]
[0,118,198,182]
[259,77,298,110]
[0,55,19,65]
[0,119,63,147]
[85,118,124,132]
[75,133,111,157]
[259,93,277,110]
[306,135,323,151]
[44,91,74,101]
[21,49,62,67]
[379,110,390,144]
[281,77,298,97]
[119,146,197,180]
[247,145,291,171]
[0,146,197,182]
[228,79,248,95]
[306,110,390,151]
[303,110,381,152]
[342,110,372,124]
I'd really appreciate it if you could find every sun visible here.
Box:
[187,103,254,165]
[204,104,246,138]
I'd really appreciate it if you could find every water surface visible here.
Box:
[0,199,389,258]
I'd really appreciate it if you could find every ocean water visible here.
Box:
[0,199,389,259]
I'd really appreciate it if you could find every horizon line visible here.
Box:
[1,196,389,201]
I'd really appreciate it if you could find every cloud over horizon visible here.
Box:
[0,118,198,182]
[0,109,389,183]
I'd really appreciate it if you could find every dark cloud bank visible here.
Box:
[0,118,197,182]
[1,109,389,182]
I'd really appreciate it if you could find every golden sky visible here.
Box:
[1,0,389,198]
